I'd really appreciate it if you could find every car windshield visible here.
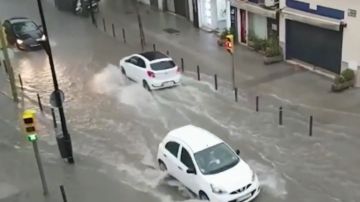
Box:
[13,21,38,34]
[194,143,239,175]
[150,60,175,71]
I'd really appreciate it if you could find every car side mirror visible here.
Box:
[236,149,240,156]
[186,168,196,175]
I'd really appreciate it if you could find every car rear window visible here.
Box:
[150,60,176,71]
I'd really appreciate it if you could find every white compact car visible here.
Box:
[157,125,260,202]
[119,51,181,91]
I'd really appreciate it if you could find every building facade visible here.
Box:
[227,0,279,44]
[278,0,360,74]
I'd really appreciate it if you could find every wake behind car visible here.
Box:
[157,125,260,202]
[2,17,45,50]
[119,51,181,91]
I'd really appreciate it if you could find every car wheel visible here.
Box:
[158,160,167,171]
[143,80,151,92]
[199,191,209,201]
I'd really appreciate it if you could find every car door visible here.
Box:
[123,56,138,80]
[132,57,147,82]
[177,146,199,192]
[162,141,180,176]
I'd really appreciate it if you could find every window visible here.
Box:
[13,21,38,34]
[165,141,179,157]
[150,60,175,71]
[128,57,146,68]
[194,143,239,175]
[129,57,138,65]
[137,58,146,68]
[181,148,195,169]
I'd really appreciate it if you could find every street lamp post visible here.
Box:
[36,0,74,164]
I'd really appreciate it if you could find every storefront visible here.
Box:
[281,7,345,74]
[163,0,190,18]
[229,0,278,44]
[197,0,228,31]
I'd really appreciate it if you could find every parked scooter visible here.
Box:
[75,0,100,17]
[54,0,100,17]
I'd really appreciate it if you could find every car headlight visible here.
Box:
[210,184,227,194]
[40,34,46,41]
[16,39,24,44]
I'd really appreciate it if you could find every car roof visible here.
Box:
[168,125,223,153]
[8,17,31,24]
[139,51,169,61]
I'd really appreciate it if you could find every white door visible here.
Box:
[124,56,138,80]
[133,57,147,82]
[177,146,199,192]
[163,141,181,176]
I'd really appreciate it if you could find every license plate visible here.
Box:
[237,193,251,202]
[163,81,173,87]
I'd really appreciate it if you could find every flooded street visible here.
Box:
[0,0,360,202]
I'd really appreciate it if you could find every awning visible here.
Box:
[230,0,277,19]
[282,7,346,31]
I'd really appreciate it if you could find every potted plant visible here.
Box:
[217,29,229,46]
[331,69,355,92]
[264,36,283,65]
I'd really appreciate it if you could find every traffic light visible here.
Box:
[224,34,234,54]
[22,109,37,136]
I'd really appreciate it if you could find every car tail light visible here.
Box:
[147,71,155,78]
[176,66,180,73]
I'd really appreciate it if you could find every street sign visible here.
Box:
[50,89,65,108]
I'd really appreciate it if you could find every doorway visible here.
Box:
[192,0,199,28]
[240,9,246,43]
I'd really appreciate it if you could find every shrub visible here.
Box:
[341,69,355,81]
[264,36,282,57]
[334,75,346,84]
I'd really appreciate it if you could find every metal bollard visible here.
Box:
[18,74,23,91]
[309,115,313,136]
[214,74,218,90]
[181,58,184,72]
[102,18,106,32]
[256,96,259,112]
[122,28,126,43]
[60,185,68,202]
[153,44,156,51]
[166,50,169,55]
[37,93,43,112]
[234,88,238,102]
[197,65,200,81]
[112,23,116,37]
[279,106,283,125]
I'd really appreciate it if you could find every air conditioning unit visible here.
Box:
[264,0,275,7]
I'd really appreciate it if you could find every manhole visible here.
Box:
[163,28,180,34]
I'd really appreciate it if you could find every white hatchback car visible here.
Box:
[119,51,181,91]
[157,125,260,202]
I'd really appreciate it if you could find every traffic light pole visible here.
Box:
[32,139,49,195]
[231,53,235,90]
[36,0,74,164]
[0,22,18,102]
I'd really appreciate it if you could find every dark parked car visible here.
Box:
[2,17,45,50]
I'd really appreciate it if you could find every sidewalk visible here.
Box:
[97,0,360,116]
[0,92,160,202]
